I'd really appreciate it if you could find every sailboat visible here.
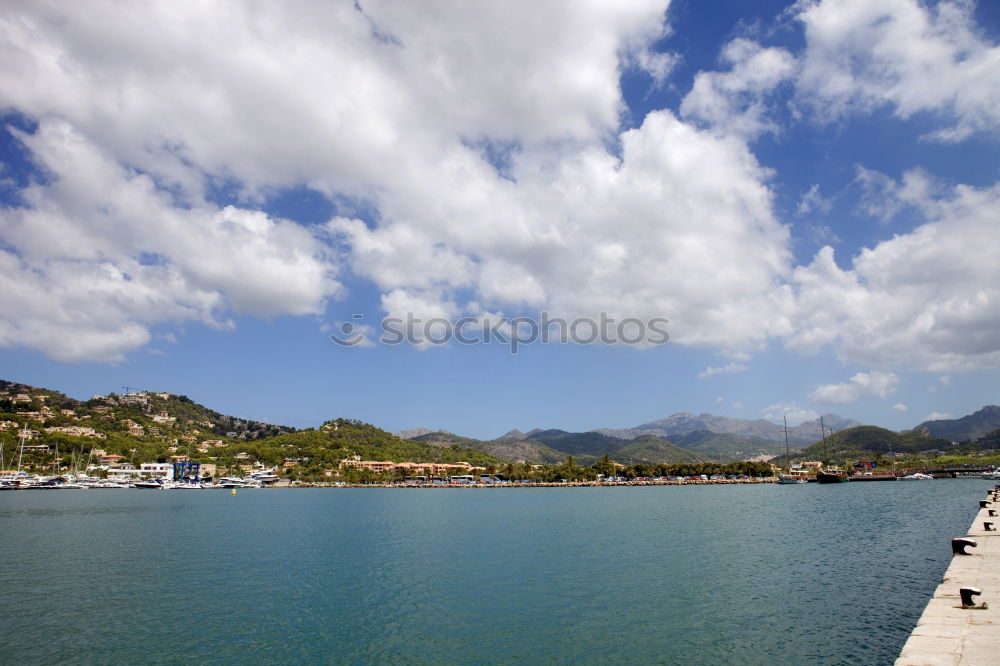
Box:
[779,415,808,484]
[816,416,848,483]
[0,424,32,489]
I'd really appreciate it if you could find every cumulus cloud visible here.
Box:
[681,38,796,139]
[924,412,954,421]
[0,0,997,381]
[809,371,900,404]
[0,0,679,360]
[788,171,1000,372]
[0,121,339,361]
[893,403,908,412]
[762,402,819,425]
[795,0,1000,141]
[331,108,793,353]
[698,363,749,380]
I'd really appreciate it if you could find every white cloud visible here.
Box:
[788,172,1000,372]
[1,0,996,382]
[939,375,950,387]
[762,402,819,425]
[797,184,833,216]
[0,0,689,360]
[681,38,796,139]
[855,166,943,223]
[331,108,794,354]
[698,363,749,380]
[810,371,900,404]
[893,403,908,412]
[634,49,681,87]
[795,0,1000,141]
[0,121,340,362]
[924,412,954,422]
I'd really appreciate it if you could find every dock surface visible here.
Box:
[897,489,1000,665]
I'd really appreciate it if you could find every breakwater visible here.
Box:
[896,484,1000,665]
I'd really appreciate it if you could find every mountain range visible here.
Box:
[917,406,1000,443]
[401,409,1000,465]
[399,413,861,465]
[409,428,705,466]
[592,412,861,446]
[4,376,996,467]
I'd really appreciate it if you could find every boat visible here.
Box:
[780,469,809,484]
[215,477,262,489]
[847,473,897,482]
[817,467,849,483]
[93,480,130,489]
[778,415,808,484]
[899,472,934,480]
[816,417,848,483]
[27,476,73,489]
[133,478,166,489]
[249,469,280,485]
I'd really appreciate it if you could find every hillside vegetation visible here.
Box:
[0,381,501,477]
[796,425,952,461]
[611,435,706,464]
[668,430,783,458]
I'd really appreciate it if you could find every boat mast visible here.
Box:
[820,415,828,465]
[784,414,791,472]
[16,422,27,475]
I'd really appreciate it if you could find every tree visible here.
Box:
[594,454,615,479]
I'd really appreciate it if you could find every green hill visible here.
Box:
[409,430,566,464]
[262,419,503,469]
[520,429,633,457]
[669,429,785,458]
[414,426,772,464]
[797,425,952,460]
[0,380,502,477]
[610,435,708,464]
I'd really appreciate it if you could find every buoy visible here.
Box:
[231,488,237,496]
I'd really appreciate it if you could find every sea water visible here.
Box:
[0,480,990,664]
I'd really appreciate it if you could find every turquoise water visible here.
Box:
[0,480,991,664]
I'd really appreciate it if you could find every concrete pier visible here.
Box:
[897,487,1000,665]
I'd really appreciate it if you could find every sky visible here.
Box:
[1,0,998,439]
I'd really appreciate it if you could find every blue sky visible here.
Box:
[1,0,998,439]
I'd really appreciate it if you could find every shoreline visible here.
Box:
[278,477,779,488]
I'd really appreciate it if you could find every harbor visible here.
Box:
[897,484,1000,665]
